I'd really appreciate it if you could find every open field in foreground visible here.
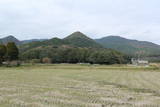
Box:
[0,64,160,107]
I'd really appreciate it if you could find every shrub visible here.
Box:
[42,57,52,64]
[5,60,21,67]
[30,59,41,65]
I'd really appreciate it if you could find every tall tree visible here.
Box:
[0,44,7,64]
[6,42,19,61]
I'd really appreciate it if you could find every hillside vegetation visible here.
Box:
[21,47,128,64]
[1,32,160,58]
[64,32,102,48]
[20,31,103,52]
[96,36,160,56]
[2,32,160,62]
[19,32,128,64]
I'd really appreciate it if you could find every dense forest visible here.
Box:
[18,32,130,64]
[20,46,129,64]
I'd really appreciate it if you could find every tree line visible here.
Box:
[0,42,130,65]
[21,46,130,64]
[0,42,19,64]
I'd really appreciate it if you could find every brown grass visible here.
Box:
[0,64,160,107]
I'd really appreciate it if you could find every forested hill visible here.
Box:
[2,32,160,57]
[64,32,103,48]
[19,32,128,64]
[95,36,160,56]
[19,31,103,52]
[0,35,21,45]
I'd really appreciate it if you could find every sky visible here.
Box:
[0,0,160,44]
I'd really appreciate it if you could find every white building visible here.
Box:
[131,58,149,66]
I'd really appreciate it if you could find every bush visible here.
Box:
[42,57,52,64]
[5,60,21,67]
[30,59,41,65]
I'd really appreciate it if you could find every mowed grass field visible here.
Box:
[0,64,160,107]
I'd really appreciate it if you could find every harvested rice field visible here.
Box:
[0,64,160,107]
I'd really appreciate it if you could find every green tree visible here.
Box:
[0,44,7,64]
[6,42,19,61]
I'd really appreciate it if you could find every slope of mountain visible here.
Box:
[22,39,47,44]
[64,31,103,48]
[95,36,160,56]
[0,35,21,45]
[2,33,160,57]
[19,37,71,52]
[20,32,103,52]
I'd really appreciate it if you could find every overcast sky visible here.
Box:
[0,0,160,44]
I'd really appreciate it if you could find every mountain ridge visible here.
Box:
[22,39,47,44]
[19,31,103,52]
[95,36,160,56]
[0,35,21,45]
[1,32,160,57]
